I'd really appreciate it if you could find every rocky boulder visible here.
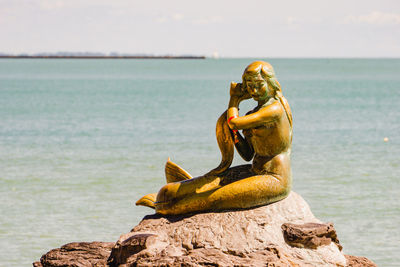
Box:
[34,192,377,267]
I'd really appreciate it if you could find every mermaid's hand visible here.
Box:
[230,82,251,102]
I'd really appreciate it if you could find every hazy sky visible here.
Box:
[1,0,400,57]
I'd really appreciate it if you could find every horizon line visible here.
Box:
[1,56,399,60]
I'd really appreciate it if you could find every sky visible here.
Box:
[1,0,400,57]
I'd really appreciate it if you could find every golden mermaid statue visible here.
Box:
[136,61,293,215]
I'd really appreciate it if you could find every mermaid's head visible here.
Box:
[242,61,282,100]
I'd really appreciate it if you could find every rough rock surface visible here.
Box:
[281,222,342,250]
[344,255,377,267]
[33,241,114,267]
[108,192,347,266]
[34,192,377,267]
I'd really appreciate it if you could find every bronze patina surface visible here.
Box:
[136,61,293,215]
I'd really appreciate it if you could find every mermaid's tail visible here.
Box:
[165,158,192,183]
[136,110,234,210]
[136,159,192,209]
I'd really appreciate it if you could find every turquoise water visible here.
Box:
[0,58,399,266]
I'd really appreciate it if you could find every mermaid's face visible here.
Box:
[243,74,271,101]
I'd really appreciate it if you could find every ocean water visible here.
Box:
[0,58,399,266]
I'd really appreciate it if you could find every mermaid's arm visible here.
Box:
[231,129,254,161]
[225,82,254,161]
[228,101,283,130]
[227,81,248,127]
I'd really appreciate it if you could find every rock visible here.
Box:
[34,191,377,267]
[281,222,342,250]
[107,232,163,266]
[36,241,114,267]
[345,255,378,267]
[108,192,347,266]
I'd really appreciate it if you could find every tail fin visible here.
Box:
[136,193,157,209]
[165,158,192,183]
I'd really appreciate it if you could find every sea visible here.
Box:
[0,58,399,266]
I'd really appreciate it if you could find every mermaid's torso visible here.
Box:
[243,101,292,177]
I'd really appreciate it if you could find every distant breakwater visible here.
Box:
[0,55,206,59]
